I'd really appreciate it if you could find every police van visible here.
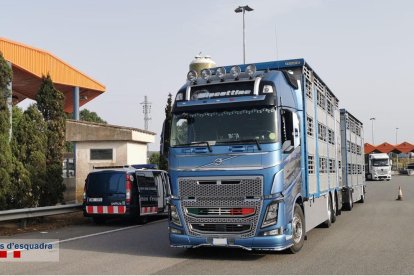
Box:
[83,165,170,224]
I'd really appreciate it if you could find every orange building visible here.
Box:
[0,37,105,115]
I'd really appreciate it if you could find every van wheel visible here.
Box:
[93,217,106,225]
[138,216,148,224]
[288,204,305,254]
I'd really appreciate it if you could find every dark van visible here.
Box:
[83,165,170,224]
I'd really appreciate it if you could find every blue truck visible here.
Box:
[163,59,360,253]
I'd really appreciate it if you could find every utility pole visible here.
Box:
[396,127,399,171]
[140,95,152,131]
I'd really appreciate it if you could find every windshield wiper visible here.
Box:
[217,139,262,151]
[178,141,212,152]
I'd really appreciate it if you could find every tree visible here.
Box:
[0,52,13,210]
[159,93,172,171]
[149,152,160,167]
[12,105,47,207]
[80,109,107,124]
[36,74,66,206]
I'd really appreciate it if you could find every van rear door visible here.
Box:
[86,171,126,214]
[136,171,158,215]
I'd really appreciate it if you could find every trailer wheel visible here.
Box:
[335,192,342,216]
[331,194,337,223]
[357,187,365,203]
[289,204,305,254]
[322,195,333,228]
[343,190,353,211]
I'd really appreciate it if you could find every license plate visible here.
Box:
[212,238,227,246]
[88,198,103,202]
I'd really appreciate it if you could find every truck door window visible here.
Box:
[281,109,293,151]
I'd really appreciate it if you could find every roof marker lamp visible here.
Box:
[216,67,226,81]
[201,68,212,82]
[187,70,198,84]
[246,64,256,78]
[230,66,241,80]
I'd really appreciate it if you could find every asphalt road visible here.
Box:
[1,175,414,275]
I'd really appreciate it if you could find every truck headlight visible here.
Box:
[261,202,278,228]
[170,205,182,226]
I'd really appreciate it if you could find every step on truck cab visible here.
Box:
[83,165,170,224]
[340,109,366,210]
[163,59,346,252]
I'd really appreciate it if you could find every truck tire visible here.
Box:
[357,187,365,203]
[322,195,333,228]
[331,195,337,223]
[335,193,342,216]
[343,190,353,211]
[288,204,305,254]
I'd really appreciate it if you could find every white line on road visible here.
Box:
[48,218,167,246]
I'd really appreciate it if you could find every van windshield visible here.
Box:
[87,172,126,195]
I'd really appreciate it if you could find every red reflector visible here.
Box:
[126,174,132,203]
[230,208,255,215]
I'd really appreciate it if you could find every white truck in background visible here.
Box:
[365,153,392,181]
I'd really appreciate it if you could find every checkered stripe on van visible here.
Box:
[86,205,126,214]
[141,206,158,214]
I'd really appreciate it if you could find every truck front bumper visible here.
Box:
[372,175,391,180]
[169,233,293,251]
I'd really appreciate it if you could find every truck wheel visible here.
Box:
[358,187,365,203]
[343,191,353,211]
[289,204,305,254]
[335,193,342,216]
[331,195,337,223]
[322,195,333,228]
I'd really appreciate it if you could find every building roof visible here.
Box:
[66,120,156,143]
[364,142,414,154]
[0,37,105,113]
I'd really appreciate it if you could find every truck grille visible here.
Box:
[178,176,263,238]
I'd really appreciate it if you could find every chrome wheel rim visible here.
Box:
[292,214,303,244]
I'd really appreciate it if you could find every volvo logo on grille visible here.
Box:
[214,158,224,166]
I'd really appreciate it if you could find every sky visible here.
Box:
[1,0,413,150]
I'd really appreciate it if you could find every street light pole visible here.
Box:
[370,117,376,145]
[396,127,399,171]
[235,5,254,64]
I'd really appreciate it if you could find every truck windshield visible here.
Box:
[171,107,278,146]
[372,159,389,166]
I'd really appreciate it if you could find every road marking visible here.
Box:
[47,218,167,246]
